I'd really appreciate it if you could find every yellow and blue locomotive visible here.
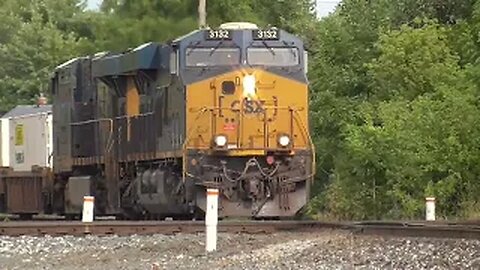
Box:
[49,22,314,219]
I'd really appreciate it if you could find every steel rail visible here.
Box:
[2,220,480,239]
[0,220,346,237]
[351,220,480,239]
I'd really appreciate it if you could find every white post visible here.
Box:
[82,196,95,223]
[426,197,435,221]
[205,188,219,252]
[198,0,207,28]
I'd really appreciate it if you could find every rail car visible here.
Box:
[0,22,314,219]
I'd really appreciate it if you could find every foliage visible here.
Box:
[308,0,480,220]
[0,0,88,113]
[94,0,316,51]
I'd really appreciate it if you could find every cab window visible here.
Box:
[247,47,299,66]
[186,48,240,67]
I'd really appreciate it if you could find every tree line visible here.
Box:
[1,0,479,220]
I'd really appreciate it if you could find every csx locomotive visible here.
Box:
[6,22,314,219]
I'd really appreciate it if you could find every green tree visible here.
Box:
[93,0,317,51]
[368,22,461,101]
[0,0,88,112]
[310,17,480,220]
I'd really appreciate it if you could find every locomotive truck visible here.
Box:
[0,22,314,219]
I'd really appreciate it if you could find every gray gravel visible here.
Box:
[1,231,480,269]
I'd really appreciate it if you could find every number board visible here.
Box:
[205,29,232,40]
[253,29,280,40]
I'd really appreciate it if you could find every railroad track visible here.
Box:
[0,220,345,236]
[352,220,480,239]
[1,219,480,239]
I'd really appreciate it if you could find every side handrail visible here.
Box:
[182,107,209,181]
[186,106,314,159]
[70,118,114,158]
[71,113,156,156]
[293,110,316,178]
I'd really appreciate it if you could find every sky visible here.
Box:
[86,0,341,17]
[86,0,102,10]
[316,0,341,17]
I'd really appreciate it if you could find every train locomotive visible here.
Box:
[1,22,314,219]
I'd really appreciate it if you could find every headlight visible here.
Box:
[243,74,256,98]
[278,135,290,147]
[214,135,227,147]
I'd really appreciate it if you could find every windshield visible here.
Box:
[186,48,240,67]
[247,47,299,66]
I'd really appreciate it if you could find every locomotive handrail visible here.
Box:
[70,112,155,128]
[69,118,115,166]
[182,107,209,181]
[70,112,157,154]
[293,110,316,179]
[70,118,114,134]
[188,105,309,150]
[215,105,316,183]
[114,112,155,119]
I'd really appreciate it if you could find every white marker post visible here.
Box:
[82,196,95,223]
[205,188,219,252]
[426,197,435,221]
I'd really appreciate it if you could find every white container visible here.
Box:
[1,105,53,171]
[426,197,435,221]
[1,118,10,167]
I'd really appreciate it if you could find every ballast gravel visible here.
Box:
[0,230,479,269]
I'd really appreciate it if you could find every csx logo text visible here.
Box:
[230,99,265,114]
